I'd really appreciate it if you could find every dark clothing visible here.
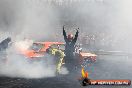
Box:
[0,37,11,51]
[63,28,78,58]
[82,78,91,86]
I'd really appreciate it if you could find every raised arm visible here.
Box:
[72,28,79,44]
[63,26,68,42]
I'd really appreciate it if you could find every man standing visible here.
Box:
[63,26,79,58]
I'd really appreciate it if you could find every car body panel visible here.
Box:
[20,42,64,58]
[20,41,97,63]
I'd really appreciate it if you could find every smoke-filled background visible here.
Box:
[0,0,132,88]
[0,0,132,50]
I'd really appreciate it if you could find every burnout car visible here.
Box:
[19,41,97,69]
[20,42,64,58]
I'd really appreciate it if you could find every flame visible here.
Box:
[81,67,89,78]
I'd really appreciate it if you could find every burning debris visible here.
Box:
[78,67,91,86]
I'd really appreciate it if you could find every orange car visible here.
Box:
[20,42,64,58]
[79,52,97,63]
[19,41,97,64]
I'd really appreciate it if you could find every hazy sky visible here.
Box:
[0,0,132,50]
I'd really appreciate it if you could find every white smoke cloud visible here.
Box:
[0,40,54,78]
[0,0,70,78]
[0,0,132,78]
[0,0,61,41]
[14,39,33,51]
[0,39,68,78]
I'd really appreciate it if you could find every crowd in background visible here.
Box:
[53,30,128,51]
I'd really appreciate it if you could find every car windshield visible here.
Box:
[29,43,43,51]
[51,44,65,50]
[59,44,65,50]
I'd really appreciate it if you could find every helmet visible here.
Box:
[67,34,73,40]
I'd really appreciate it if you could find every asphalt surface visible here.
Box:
[0,55,132,88]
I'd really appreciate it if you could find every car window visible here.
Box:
[29,43,43,51]
[59,44,65,50]
[51,44,65,50]
[51,44,58,49]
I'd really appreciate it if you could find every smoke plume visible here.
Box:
[0,0,132,78]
